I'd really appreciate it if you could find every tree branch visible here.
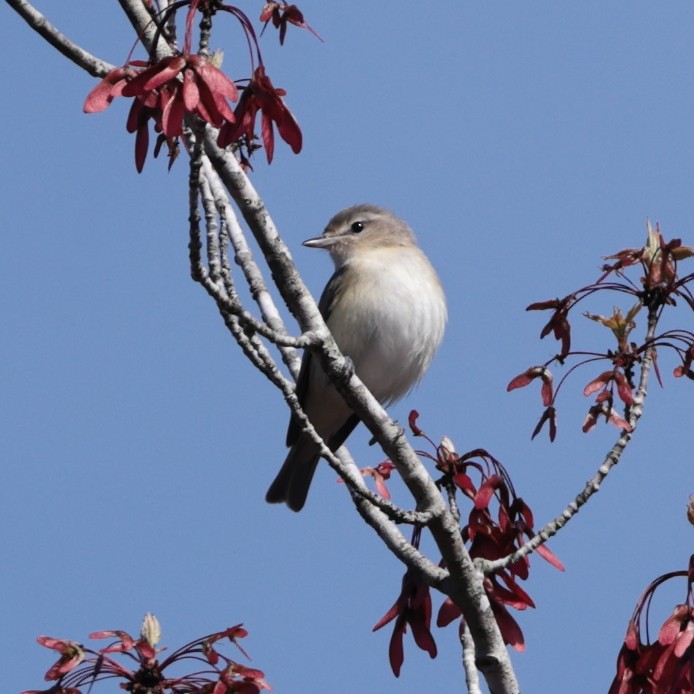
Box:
[5,0,114,76]
[483,306,659,575]
[461,623,483,694]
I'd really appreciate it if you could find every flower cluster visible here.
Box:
[508,222,694,440]
[260,2,322,45]
[23,614,270,694]
[609,555,694,693]
[372,529,437,677]
[83,0,312,171]
[432,438,564,651]
[372,414,563,676]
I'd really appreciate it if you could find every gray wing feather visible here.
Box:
[286,266,347,446]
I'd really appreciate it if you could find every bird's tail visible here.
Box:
[265,436,321,512]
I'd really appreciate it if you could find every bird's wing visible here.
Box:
[286,266,347,447]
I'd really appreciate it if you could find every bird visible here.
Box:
[266,204,447,511]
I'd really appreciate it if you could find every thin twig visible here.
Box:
[482,306,659,574]
[200,155,302,378]
[5,0,114,76]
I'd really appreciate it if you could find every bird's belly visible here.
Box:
[328,261,445,405]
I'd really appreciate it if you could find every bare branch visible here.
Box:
[200,155,302,377]
[461,623,483,694]
[117,0,165,57]
[5,0,114,76]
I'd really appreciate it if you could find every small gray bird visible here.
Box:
[266,204,447,511]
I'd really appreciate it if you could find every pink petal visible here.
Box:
[491,602,525,652]
[374,475,391,499]
[261,111,275,163]
[474,475,503,510]
[195,60,238,101]
[161,88,185,137]
[276,107,302,154]
[607,408,633,432]
[388,620,405,677]
[83,68,128,113]
[584,371,612,397]
[535,543,565,571]
[182,69,200,112]
[122,56,186,96]
[436,597,461,628]
[196,72,236,126]
[614,371,635,405]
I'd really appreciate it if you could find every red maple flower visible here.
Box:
[582,401,632,434]
[84,54,239,172]
[217,66,302,164]
[609,556,694,693]
[83,62,145,113]
[583,369,635,406]
[34,636,84,681]
[526,296,575,359]
[373,568,437,677]
[507,366,554,406]
[260,2,322,45]
[121,54,238,136]
[24,616,270,694]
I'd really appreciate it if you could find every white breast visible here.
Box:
[326,246,447,405]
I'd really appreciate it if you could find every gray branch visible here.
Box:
[482,307,659,575]
[5,0,114,76]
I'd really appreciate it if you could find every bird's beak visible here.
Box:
[303,235,336,249]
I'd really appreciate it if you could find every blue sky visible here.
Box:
[2,3,694,692]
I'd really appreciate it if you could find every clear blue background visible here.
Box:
[2,3,694,692]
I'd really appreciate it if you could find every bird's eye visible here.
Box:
[351,221,365,233]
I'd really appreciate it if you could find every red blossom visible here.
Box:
[490,600,526,652]
[583,369,635,406]
[582,402,632,434]
[531,406,557,441]
[90,626,158,660]
[217,66,302,164]
[122,54,238,133]
[375,422,563,674]
[84,53,239,172]
[260,2,322,44]
[373,569,437,677]
[527,296,574,359]
[437,446,562,651]
[83,3,308,171]
[601,221,694,301]
[204,624,251,664]
[507,366,554,406]
[435,587,528,652]
[609,557,694,693]
[83,62,145,113]
[35,637,84,681]
[26,617,270,694]
[214,663,272,693]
